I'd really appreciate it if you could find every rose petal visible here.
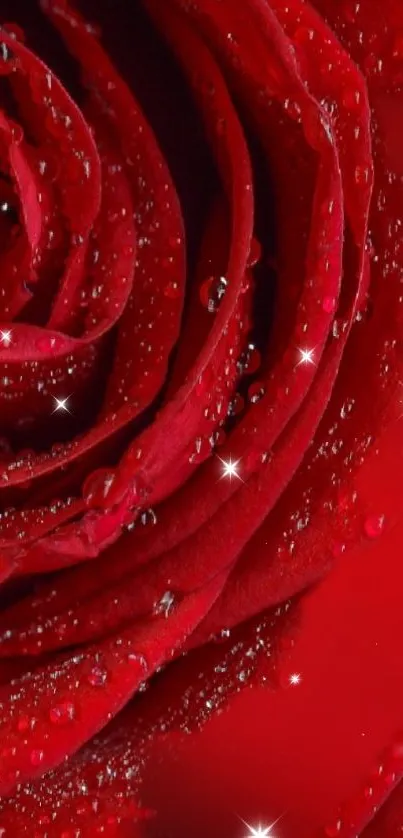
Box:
[0,570,226,795]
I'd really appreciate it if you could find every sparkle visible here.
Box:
[289,672,302,686]
[217,455,243,482]
[0,330,12,347]
[297,347,315,366]
[241,816,283,838]
[52,396,71,414]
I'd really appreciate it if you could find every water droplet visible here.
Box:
[83,469,116,509]
[2,22,25,42]
[87,665,108,687]
[355,165,369,185]
[153,591,177,618]
[0,201,11,215]
[30,749,44,767]
[140,508,157,526]
[215,627,231,643]
[322,296,337,314]
[0,41,13,74]
[248,381,266,404]
[189,436,213,464]
[293,25,315,45]
[342,87,361,109]
[35,334,65,353]
[332,542,346,559]
[324,821,342,837]
[49,702,75,725]
[237,343,261,376]
[227,393,245,417]
[37,151,60,182]
[247,238,262,268]
[164,280,181,298]
[364,514,385,539]
[127,652,147,671]
[169,235,182,249]
[200,275,228,313]
[210,428,226,449]
[10,121,23,144]
[241,272,253,295]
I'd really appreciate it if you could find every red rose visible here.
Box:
[0,0,401,835]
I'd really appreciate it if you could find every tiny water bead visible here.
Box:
[227,392,245,417]
[364,513,385,539]
[83,469,116,508]
[248,381,266,404]
[83,469,139,511]
[127,652,147,670]
[341,86,362,110]
[354,164,370,186]
[199,275,229,313]
[322,296,337,314]
[35,334,67,353]
[247,237,262,268]
[324,822,342,837]
[49,702,76,725]
[2,23,25,42]
[87,666,108,687]
[320,731,403,836]
[0,201,14,217]
[153,590,177,618]
[139,508,157,526]
[17,715,31,733]
[163,280,181,299]
[237,343,261,376]
[210,427,226,449]
[37,151,61,183]
[189,435,214,464]
[29,749,44,767]
[9,121,23,145]
[331,541,347,559]
[0,41,15,75]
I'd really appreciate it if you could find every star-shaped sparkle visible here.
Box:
[0,329,12,347]
[297,347,315,366]
[217,455,243,482]
[241,816,282,838]
[289,672,302,686]
[52,396,71,414]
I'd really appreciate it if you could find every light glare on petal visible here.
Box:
[52,396,71,414]
[0,330,12,347]
[297,347,315,366]
[217,455,242,482]
[241,817,282,838]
